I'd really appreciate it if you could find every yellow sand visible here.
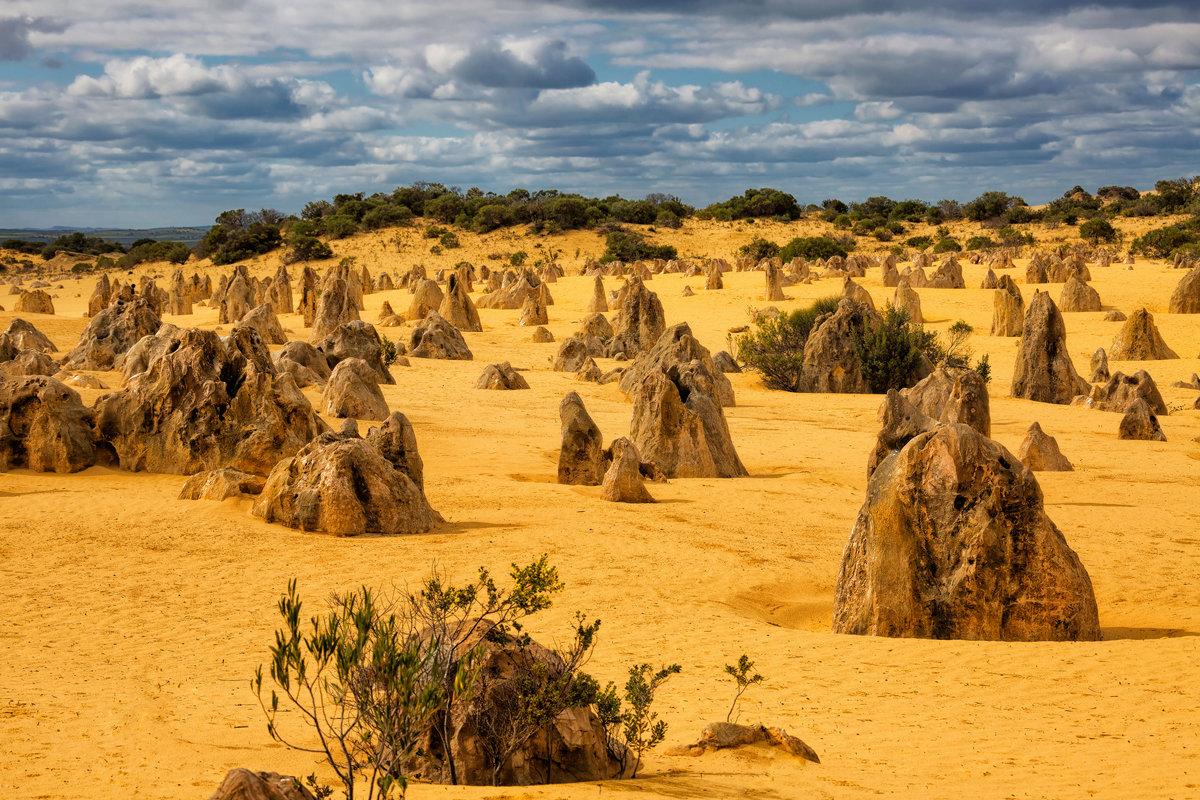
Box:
[2,217,1199,800]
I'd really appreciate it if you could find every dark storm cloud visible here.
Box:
[0,16,65,60]
[452,39,595,89]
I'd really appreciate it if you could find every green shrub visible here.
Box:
[379,335,398,366]
[873,227,893,242]
[851,304,930,393]
[965,235,996,251]
[779,235,848,262]
[932,237,962,253]
[905,235,933,249]
[1079,217,1118,244]
[736,296,841,391]
[655,209,682,229]
[439,231,461,249]
[361,204,414,230]
[509,250,528,266]
[425,224,448,239]
[599,230,676,263]
[283,235,333,263]
[738,237,780,261]
[832,214,852,229]
[1131,223,1200,258]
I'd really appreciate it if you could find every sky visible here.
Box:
[1,1,1199,228]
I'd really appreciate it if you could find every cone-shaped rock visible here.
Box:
[408,311,472,360]
[990,275,1024,337]
[1118,398,1166,441]
[1017,422,1073,471]
[558,391,606,485]
[476,362,530,390]
[1059,275,1101,312]
[323,358,389,421]
[438,274,482,332]
[606,278,665,358]
[63,299,162,370]
[586,275,608,312]
[1010,291,1088,404]
[1108,308,1177,360]
[893,279,922,325]
[236,304,288,345]
[601,437,654,503]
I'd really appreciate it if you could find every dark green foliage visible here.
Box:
[1130,220,1200,258]
[932,237,962,253]
[851,304,931,393]
[965,235,996,251]
[1079,217,1118,244]
[195,209,284,265]
[997,226,1035,247]
[905,235,933,250]
[39,231,126,260]
[379,336,398,366]
[1097,185,1140,201]
[736,296,841,391]
[284,235,333,264]
[119,239,191,268]
[600,230,676,263]
[963,191,1026,222]
[1153,177,1197,213]
[703,188,800,221]
[779,235,848,262]
[362,204,414,230]
[439,231,461,249]
[738,237,780,261]
[654,209,682,229]
[974,353,991,383]
[2,239,44,255]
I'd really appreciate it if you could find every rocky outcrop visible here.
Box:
[63,299,162,370]
[833,423,1101,641]
[93,328,326,475]
[236,304,288,345]
[671,722,819,764]
[990,275,1024,337]
[617,323,735,407]
[1108,308,1177,360]
[893,279,922,324]
[1059,276,1101,312]
[980,269,998,289]
[252,430,439,535]
[1089,348,1109,383]
[309,278,361,342]
[298,267,319,327]
[408,312,473,360]
[901,367,990,437]
[712,351,740,373]
[1017,422,1072,471]
[207,769,315,800]
[87,274,112,317]
[323,358,390,421]
[115,323,184,380]
[314,321,395,384]
[601,437,654,502]
[553,337,594,373]
[518,291,548,327]
[476,362,530,390]
[798,298,874,394]
[1010,291,1089,404]
[0,375,97,472]
[558,391,606,485]
[1083,370,1167,415]
[1168,265,1200,313]
[273,341,331,388]
[606,278,665,358]
[218,273,254,325]
[439,274,482,332]
[586,275,608,312]
[927,258,964,289]
[179,468,266,501]
[530,326,554,343]
[630,364,747,479]
[764,261,786,301]
[1118,399,1165,441]
[14,289,54,315]
[2,319,55,353]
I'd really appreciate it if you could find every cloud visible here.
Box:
[450,39,595,88]
[0,16,66,61]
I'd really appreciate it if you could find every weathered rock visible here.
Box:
[671,722,819,764]
[1089,348,1109,383]
[476,362,530,390]
[1103,309,1127,322]
[798,298,874,394]
[1026,258,1049,284]
[617,323,735,407]
[680,285,694,297]
[0,348,57,379]
[833,423,1101,641]
[87,274,112,317]
[893,279,922,325]
[179,468,266,500]
[309,278,361,342]
[902,367,991,437]
[2,318,55,353]
[867,389,935,478]
[842,277,875,311]
[606,278,665,358]
[1084,370,1167,415]
[477,271,542,310]
[206,768,315,800]
[575,356,602,383]
[406,279,445,321]
[93,328,326,475]
[253,431,439,535]
[530,326,554,343]
[268,264,293,314]
[1059,275,1101,312]
[705,266,724,290]
[990,275,1024,337]
[1168,265,1200,313]
[586,275,608,312]
[236,304,288,345]
[1108,308,1177,360]
[1017,422,1073,471]
[63,299,162,370]
[408,311,472,360]
[218,273,254,325]
[630,364,747,479]
[439,274,482,332]
[363,411,428,491]
[273,341,331,388]
[518,291,548,327]
[980,269,998,289]
[601,437,654,502]
[927,258,965,289]
[1118,398,1165,441]
[298,267,319,327]
[0,375,97,472]
[764,261,786,301]
[314,320,395,384]
[15,289,54,315]
[323,358,389,421]
[553,337,593,373]
[1010,291,1089,404]
[713,350,740,373]
[558,391,606,485]
[115,323,184,380]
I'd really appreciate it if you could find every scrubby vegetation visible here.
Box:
[779,235,849,261]
[600,230,677,263]
[736,297,841,390]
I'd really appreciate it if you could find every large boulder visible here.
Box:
[0,348,57,379]
[3,318,56,353]
[630,363,747,479]
[218,272,254,325]
[606,278,665,358]
[927,258,965,289]
[557,391,606,485]
[1089,347,1110,383]
[1010,291,1089,404]
[268,264,293,314]
[323,358,390,421]
[14,289,54,315]
[601,437,654,503]
[309,278,361,341]
[93,328,326,475]
[617,323,735,407]
[553,337,594,373]
[115,323,184,381]
[798,298,874,394]
[235,304,288,345]
[842,277,874,311]
[179,468,266,501]
[833,423,1101,641]
[273,341,331,388]
[0,375,97,472]
[62,299,162,370]
[1017,422,1073,471]
[1118,398,1165,441]
[87,274,112,317]
[439,274,482,332]
[990,275,1023,337]
[314,320,394,384]
[586,275,608,312]
[252,430,440,535]
[409,311,472,360]
[1168,264,1200,313]
[1059,276,1101,313]
[207,769,315,800]
[1082,370,1167,415]
[1108,308,1177,360]
[476,362,530,390]
[476,271,542,310]
[900,367,990,437]
[518,291,549,327]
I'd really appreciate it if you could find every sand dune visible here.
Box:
[2,218,1199,799]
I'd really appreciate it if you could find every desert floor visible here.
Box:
[2,218,1199,799]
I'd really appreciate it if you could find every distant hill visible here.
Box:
[0,226,209,248]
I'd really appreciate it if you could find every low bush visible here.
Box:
[738,237,780,261]
[736,296,841,390]
[778,235,848,262]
